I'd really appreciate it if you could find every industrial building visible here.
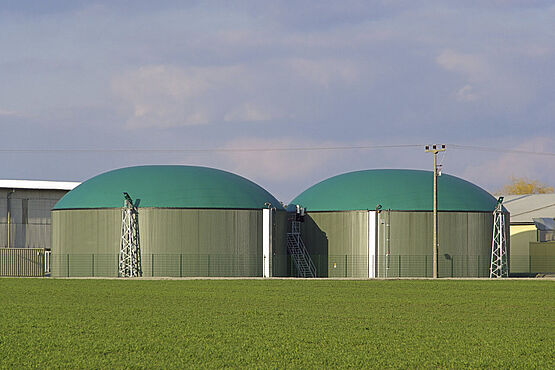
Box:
[3,167,515,279]
[502,194,555,275]
[0,180,79,277]
[51,165,288,277]
[288,169,506,278]
[1,180,79,249]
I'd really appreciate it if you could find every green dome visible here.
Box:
[289,169,497,212]
[54,165,283,210]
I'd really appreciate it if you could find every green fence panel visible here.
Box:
[0,248,45,277]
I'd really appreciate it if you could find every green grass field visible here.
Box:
[1,279,553,368]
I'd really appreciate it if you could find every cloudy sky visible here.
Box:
[1,0,554,202]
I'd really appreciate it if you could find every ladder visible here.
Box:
[287,220,316,278]
[119,192,142,277]
[490,198,508,278]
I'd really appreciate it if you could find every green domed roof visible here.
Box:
[289,169,497,212]
[54,165,283,210]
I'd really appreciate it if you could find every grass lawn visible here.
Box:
[0,279,553,368]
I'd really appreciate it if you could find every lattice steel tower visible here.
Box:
[119,192,142,277]
[490,197,508,278]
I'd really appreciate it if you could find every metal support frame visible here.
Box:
[425,144,446,278]
[490,198,508,278]
[119,192,142,277]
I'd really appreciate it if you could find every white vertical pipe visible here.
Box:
[368,211,376,278]
[262,209,271,278]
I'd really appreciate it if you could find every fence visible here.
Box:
[0,248,46,277]
[305,254,555,278]
[51,253,264,277]
[9,252,555,278]
[291,254,495,278]
[509,255,555,276]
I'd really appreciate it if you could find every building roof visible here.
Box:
[289,169,498,212]
[53,165,283,210]
[0,180,80,191]
[501,194,555,223]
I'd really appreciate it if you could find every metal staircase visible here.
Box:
[287,220,316,278]
[490,197,508,278]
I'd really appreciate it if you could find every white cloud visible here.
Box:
[285,58,361,88]
[111,65,227,128]
[462,137,555,193]
[218,137,337,185]
[111,60,365,129]
[435,49,535,110]
[0,108,20,117]
[223,102,272,122]
[436,49,490,81]
[455,84,479,102]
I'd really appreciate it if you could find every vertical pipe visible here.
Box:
[368,211,377,279]
[92,254,95,277]
[6,190,15,248]
[433,152,438,278]
[262,208,271,278]
[385,210,391,278]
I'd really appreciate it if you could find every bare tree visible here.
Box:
[497,177,554,195]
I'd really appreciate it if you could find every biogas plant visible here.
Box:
[51,166,289,278]
[32,164,514,278]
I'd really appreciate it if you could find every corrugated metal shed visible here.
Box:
[289,169,497,212]
[1,182,78,249]
[0,180,79,190]
[55,165,283,210]
[501,194,555,223]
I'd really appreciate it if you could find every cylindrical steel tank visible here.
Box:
[289,169,508,278]
[51,165,287,277]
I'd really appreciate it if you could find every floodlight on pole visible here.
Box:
[425,144,446,278]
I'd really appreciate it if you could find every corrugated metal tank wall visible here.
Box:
[52,208,287,277]
[376,211,494,277]
[301,211,369,278]
[272,210,289,277]
[300,210,498,278]
[51,209,121,277]
[140,209,262,277]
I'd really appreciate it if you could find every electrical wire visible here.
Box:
[0,144,422,153]
[446,144,555,157]
[0,144,553,156]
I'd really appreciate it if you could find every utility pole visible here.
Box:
[425,144,446,278]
